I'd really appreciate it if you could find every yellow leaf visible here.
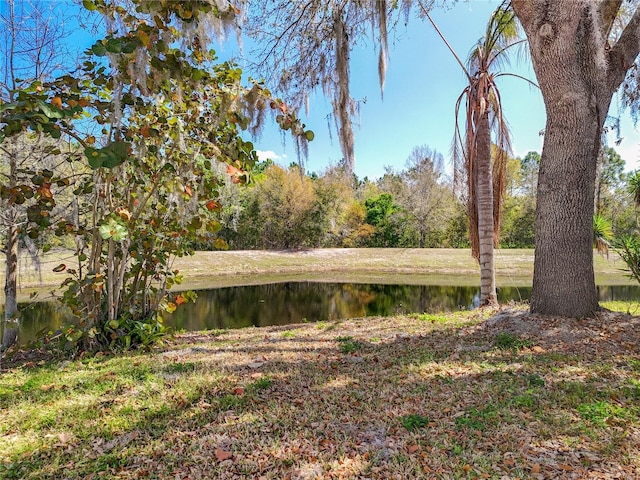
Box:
[137,30,151,48]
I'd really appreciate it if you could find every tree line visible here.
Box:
[206,144,637,252]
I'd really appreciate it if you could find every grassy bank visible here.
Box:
[1,306,639,479]
[1,248,634,301]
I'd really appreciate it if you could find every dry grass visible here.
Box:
[2,308,639,479]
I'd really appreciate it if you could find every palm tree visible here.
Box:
[422,1,532,306]
[627,170,640,227]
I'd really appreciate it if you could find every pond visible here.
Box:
[3,281,640,347]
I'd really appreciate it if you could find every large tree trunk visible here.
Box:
[512,0,640,317]
[531,93,603,317]
[476,109,497,306]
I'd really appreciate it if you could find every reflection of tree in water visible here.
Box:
[11,283,639,346]
[497,286,531,304]
[597,285,639,302]
[167,283,490,329]
[1,301,70,347]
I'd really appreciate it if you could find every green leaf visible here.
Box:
[305,130,315,141]
[32,174,45,186]
[91,42,107,56]
[65,329,83,343]
[105,39,122,54]
[84,141,130,170]
[82,0,98,11]
[99,219,128,241]
[0,102,18,113]
[191,69,206,81]
[37,100,63,119]
[103,141,129,168]
[85,147,103,169]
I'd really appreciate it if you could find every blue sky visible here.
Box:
[249,1,640,180]
[5,0,637,180]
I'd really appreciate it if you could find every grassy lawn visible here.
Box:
[1,305,639,479]
[1,249,638,478]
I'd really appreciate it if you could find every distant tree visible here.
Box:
[501,201,535,248]
[313,163,354,246]
[339,201,375,248]
[595,146,625,216]
[377,146,454,248]
[500,150,538,248]
[363,193,403,247]
[258,165,326,249]
[399,146,453,247]
[518,151,540,199]
[444,203,471,248]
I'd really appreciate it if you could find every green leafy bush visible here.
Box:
[615,235,640,284]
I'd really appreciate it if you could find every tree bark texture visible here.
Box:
[476,109,497,305]
[2,145,20,350]
[512,0,640,317]
[3,210,19,350]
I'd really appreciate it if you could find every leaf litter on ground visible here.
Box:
[1,305,639,479]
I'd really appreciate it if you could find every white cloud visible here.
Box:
[256,150,281,161]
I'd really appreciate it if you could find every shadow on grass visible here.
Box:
[2,314,639,479]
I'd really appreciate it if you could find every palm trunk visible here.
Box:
[476,109,498,306]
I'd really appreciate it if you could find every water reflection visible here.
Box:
[3,282,639,347]
[164,282,636,330]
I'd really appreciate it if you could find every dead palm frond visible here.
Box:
[437,0,524,260]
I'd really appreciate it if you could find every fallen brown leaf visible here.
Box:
[407,444,420,454]
[215,447,232,462]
